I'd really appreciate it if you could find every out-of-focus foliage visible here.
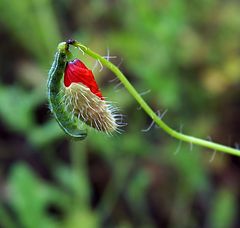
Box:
[0,0,240,227]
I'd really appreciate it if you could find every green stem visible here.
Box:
[73,41,240,157]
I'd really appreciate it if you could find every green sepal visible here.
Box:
[47,42,87,140]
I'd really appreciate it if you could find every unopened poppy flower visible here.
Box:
[62,59,120,134]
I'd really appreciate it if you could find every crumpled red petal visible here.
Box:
[64,59,103,99]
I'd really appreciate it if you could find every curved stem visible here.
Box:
[73,41,240,157]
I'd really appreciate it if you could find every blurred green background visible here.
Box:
[0,0,240,227]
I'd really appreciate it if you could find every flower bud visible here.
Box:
[63,59,120,134]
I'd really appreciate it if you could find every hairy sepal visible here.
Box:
[63,83,119,134]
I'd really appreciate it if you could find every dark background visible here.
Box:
[0,0,240,227]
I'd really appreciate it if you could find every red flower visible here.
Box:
[64,59,103,99]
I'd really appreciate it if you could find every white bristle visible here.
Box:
[62,83,123,134]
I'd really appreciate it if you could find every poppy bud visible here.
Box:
[62,59,120,133]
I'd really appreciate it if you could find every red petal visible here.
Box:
[64,59,103,99]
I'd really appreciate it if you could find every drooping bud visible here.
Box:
[62,59,121,134]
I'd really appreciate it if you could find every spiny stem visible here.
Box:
[73,41,240,157]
